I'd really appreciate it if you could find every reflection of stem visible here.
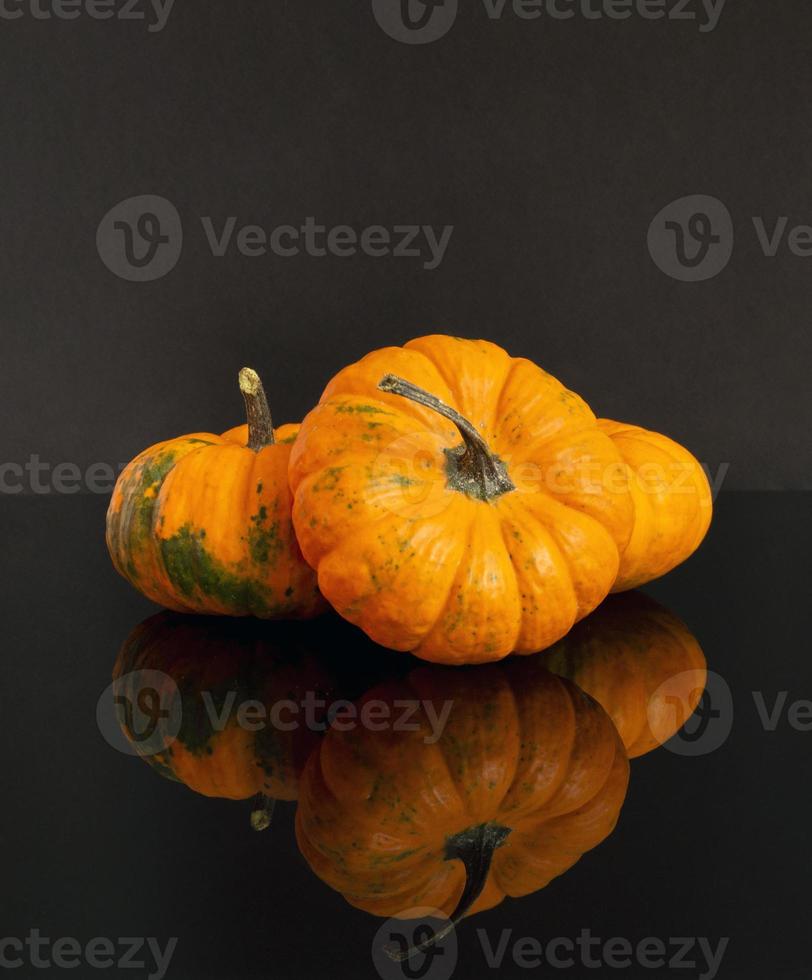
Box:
[384,823,511,962]
[250,793,276,832]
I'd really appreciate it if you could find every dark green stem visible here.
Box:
[384,823,512,962]
[239,367,275,451]
[378,375,515,501]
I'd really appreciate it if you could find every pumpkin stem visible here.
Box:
[378,375,515,501]
[239,367,275,450]
[383,823,512,963]
[249,793,276,832]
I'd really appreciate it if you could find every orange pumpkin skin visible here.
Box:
[598,420,712,592]
[107,380,326,619]
[289,336,634,664]
[113,612,337,801]
[542,592,707,758]
[295,657,628,923]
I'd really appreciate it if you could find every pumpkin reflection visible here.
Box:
[294,591,705,956]
[542,591,707,758]
[112,589,705,945]
[112,612,342,828]
[295,658,629,955]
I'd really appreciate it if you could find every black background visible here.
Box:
[1,0,810,486]
[3,2,812,979]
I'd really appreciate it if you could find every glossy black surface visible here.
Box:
[2,491,810,979]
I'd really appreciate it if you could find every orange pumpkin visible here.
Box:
[289,335,634,664]
[542,591,707,757]
[107,369,325,619]
[113,612,338,827]
[598,420,712,592]
[296,655,628,956]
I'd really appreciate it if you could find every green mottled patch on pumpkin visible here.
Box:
[369,846,423,867]
[109,439,215,583]
[246,506,284,566]
[176,681,244,756]
[159,524,282,616]
[254,720,291,787]
[334,402,394,416]
[313,466,346,492]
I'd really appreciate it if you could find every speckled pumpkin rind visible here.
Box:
[295,657,629,918]
[289,335,635,664]
[107,422,325,619]
[598,420,712,592]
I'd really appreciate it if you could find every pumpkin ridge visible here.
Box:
[555,681,622,816]
[516,491,618,619]
[321,344,452,404]
[494,512,524,653]
[536,679,583,819]
[512,494,596,612]
[413,507,480,662]
[490,674,527,821]
[495,494,579,652]
[385,506,474,650]
[492,358,597,453]
[408,666,518,816]
[405,336,513,436]
[310,501,467,648]
[495,668,578,821]
[303,717,453,855]
[490,358,596,453]
[500,497,579,655]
